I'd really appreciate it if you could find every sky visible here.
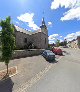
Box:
[0,0,80,44]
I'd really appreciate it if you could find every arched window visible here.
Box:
[24,38,27,43]
[45,38,46,44]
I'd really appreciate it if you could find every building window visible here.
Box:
[24,38,27,43]
[45,38,46,44]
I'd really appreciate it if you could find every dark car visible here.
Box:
[42,50,55,61]
[63,46,68,48]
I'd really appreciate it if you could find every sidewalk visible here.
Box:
[0,55,50,91]
[0,55,60,92]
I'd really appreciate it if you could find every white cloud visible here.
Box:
[60,36,63,38]
[17,13,34,23]
[51,0,77,9]
[48,22,52,26]
[48,34,59,44]
[51,0,80,21]
[49,34,59,40]
[60,39,63,42]
[76,31,80,36]
[16,21,19,24]
[49,40,55,44]
[49,34,64,44]
[61,7,80,21]
[17,13,39,30]
[64,31,80,41]
[28,21,39,30]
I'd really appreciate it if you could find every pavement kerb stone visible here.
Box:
[9,66,18,78]
[0,66,18,81]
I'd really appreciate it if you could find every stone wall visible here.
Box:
[40,32,48,49]
[67,36,80,49]
[14,25,48,49]
[31,32,48,49]
[15,31,32,48]
[12,49,44,59]
[70,40,78,48]
[77,36,80,49]
[15,31,48,49]
[31,32,41,49]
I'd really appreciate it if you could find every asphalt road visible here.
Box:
[26,48,80,92]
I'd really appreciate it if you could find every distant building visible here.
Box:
[14,18,48,49]
[77,36,80,49]
[67,36,80,49]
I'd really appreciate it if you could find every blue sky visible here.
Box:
[0,0,80,43]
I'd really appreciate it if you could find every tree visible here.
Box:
[0,16,15,75]
[59,42,64,46]
[64,39,67,46]
[55,39,60,47]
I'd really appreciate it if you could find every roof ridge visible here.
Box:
[14,25,42,35]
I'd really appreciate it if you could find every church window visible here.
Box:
[45,38,46,44]
[24,38,27,43]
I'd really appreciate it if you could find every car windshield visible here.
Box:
[45,50,54,55]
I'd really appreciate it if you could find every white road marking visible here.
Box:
[13,56,63,92]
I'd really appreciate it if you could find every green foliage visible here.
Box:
[59,42,64,46]
[0,16,15,69]
[64,39,67,46]
[55,39,60,47]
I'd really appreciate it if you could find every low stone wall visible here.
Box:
[12,49,44,59]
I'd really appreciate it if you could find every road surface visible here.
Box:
[26,48,80,92]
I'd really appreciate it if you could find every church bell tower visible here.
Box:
[40,17,48,35]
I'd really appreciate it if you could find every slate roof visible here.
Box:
[14,25,32,35]
[14,25,42,35]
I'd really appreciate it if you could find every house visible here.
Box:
[14,18,48,49]
[67,36,80,49]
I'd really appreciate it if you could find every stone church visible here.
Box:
[14,18,48,49]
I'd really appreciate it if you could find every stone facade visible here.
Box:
[14,18,48,49]
[77,36,80,49]
[67,39,78,48]
[67,36,80,49]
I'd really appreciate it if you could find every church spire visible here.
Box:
[40,16,48,35]
[42,17,45,25]
[39,11,48,35]
[40,17,46,29]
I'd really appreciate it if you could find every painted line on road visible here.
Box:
[13,64,53,92]
[13,56,63,92]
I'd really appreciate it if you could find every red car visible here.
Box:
[52,48,63,55]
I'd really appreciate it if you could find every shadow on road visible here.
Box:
[63,51,70,55]
[0,75,14,92]
[47,60,58,63]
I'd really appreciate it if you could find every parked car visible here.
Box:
[42,50,55,61]
[63,46,68,48]
[52,48,63,55]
